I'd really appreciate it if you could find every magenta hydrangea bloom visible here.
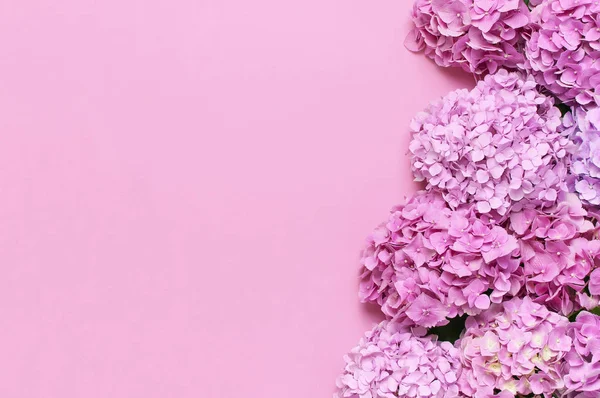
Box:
[404,0,530,75]
[564,106,600,206]
[563,393,600,398]
[409,69,571,216]
[335,319,465,398]
[359,190,521,326]
[458,297,571,397]
[506,192,600,315]
[525,0,600,107]
[563,311,600,395]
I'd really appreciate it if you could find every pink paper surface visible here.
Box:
[0,1,473,396]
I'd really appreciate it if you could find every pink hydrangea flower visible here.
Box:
[524,0,600,107]
[563,311,600,395]
[404,0,530,75]
[506,192,600,315]
[458,297,571,397]
[409,69,571,216]
[335,319,465,398]
[359,190,521,326]
[405,293,451,328]
[589,268,600,295]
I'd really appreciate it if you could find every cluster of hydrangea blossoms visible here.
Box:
[335,0,600,395]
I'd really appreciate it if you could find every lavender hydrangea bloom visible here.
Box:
[506,192,600,315]
[564,107,600,206]
[563,311,600,395]
[404,0,530,75]
[409,69,571,216]
[525,0,600,107]
[359,190,522,326]
[335,319,465,398]
[458,297,571,397]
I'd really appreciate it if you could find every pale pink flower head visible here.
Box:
[405,0,530,75]
[335,319,465,398]
[458,297,571,397]
[410,69,571,217]
[525,0,600,108]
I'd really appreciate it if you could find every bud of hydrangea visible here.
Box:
[564,106,600,206]
[404,0,530,75]
[524,0,600,108]
[409,69,571,216]
[359,190,522,327]
[458,297,571,397]
[335,319,465,398]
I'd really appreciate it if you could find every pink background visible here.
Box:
[0,1,473,397]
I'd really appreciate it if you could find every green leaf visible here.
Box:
[569,306,600,321]
[556,102,571,116]
[591,306,600,317]
[429,315,467,343]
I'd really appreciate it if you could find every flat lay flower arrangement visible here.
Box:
[334,0,600,397]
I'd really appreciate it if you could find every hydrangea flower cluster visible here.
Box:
[359,190,521,327]
[404,0,530,75]
[458,297,571,397]
[525,0,600,108]
[335,319,465,398]
[336,1,600,397]
[409,70,570,216]
[564,107,600,206]
[506,193,600,315]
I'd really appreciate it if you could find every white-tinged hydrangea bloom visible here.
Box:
[335,319,465,398]
[457,297,571,397]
